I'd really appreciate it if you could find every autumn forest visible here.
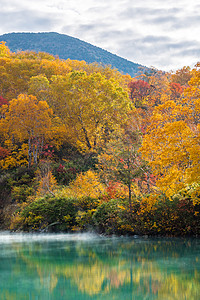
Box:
[0,41,200,236]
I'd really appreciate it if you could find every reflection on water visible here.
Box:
[0,232,200,300]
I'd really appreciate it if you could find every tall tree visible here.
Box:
[128,79,151,109]
[97,124,146,209]
[0,94,53,168]
[50,71,131,152]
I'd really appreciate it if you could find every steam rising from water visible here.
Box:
[0,231,104,244]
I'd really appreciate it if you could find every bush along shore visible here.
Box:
[3,169,200,237]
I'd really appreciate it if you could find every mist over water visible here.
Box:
[0,232,200,299]
[0,231,104,244]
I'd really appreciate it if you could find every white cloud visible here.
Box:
[0,0,199,71]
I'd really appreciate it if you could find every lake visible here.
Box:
[0,232,200,300]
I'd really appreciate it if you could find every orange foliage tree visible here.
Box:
[140,66,200,202]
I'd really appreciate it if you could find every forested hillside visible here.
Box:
[0,32,147,77]
[0,41,200,236]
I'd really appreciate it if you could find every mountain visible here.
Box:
[0,32,147,77]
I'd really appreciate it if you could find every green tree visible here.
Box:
[98,125,145,209]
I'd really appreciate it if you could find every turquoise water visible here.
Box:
[0,232,200,300]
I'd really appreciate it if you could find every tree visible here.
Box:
[28,74,50,100]
[0,42,11,57]
[171,66,192,86]
[169,82,183,100]
[50,71,131,152]
[97,125,146,209]
[0,146,9,159]
[0,96,8,119]
[0,96,8,107]
[128,79,151,109]
[0,94,53,168]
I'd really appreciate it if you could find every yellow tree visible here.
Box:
[28,74,50,102]
[0,45,70,101]
[0,41,11,57]
[50,71,131,152]
[0,94,53,168]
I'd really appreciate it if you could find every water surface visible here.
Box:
[0,232,200,299]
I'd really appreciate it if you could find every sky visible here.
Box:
[0,0,200,71]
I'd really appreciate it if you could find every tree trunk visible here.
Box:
[28,137,32,169]
[33,138,40,165]
[78,115,92,150]
[147,171,150,193]
[126,156,132,211]
[128,180,132,211]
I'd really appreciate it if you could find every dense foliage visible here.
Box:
[0,41,200,236]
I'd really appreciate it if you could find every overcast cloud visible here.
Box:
[0,0,199,71]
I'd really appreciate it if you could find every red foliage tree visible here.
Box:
[0,96,8,107]
[0,146,10,159]
[169,82,184,100]
[128,80,151,108]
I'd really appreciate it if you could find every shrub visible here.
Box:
[68,170,105,199]
[11,195,78,232]
[52,162,78,185]
[75,209,96,231]
[137,193,200,236]
[12,185,34,203]
[93,198,134,235]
